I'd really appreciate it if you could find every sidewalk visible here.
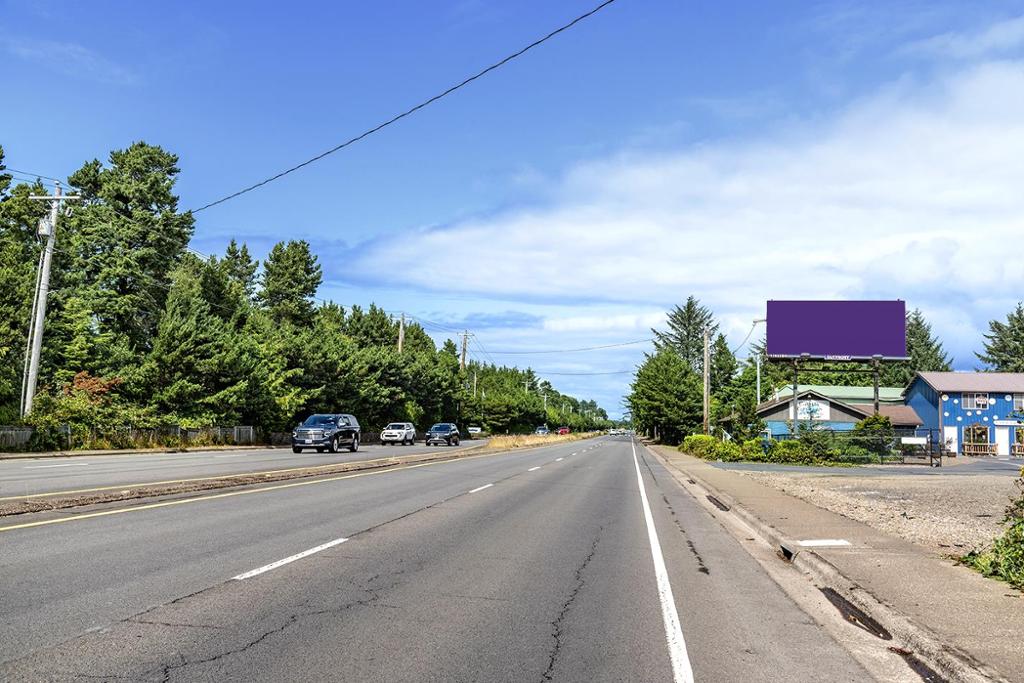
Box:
[0,444,280,460]
[650,445,1023,683]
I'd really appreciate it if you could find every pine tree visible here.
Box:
[653,296,717,373]
[257,240,322,325]
[977,303,1024,372]
[882,309,952,385]
[628,347,702,443]
[222,239,258,299]
[710,333,737,396]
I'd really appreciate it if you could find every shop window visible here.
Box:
[963,393,989,410]
[1013,394,1024,412]
[964,424,989,444]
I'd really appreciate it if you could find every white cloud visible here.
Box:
[349,58,1024,368]
[2,35,138,85]
[905,15,1024,59]
[542,312,665,333]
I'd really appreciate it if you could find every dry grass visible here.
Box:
[482,432,600,451]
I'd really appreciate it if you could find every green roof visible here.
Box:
[769,384,904,403]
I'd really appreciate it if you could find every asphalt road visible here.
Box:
[0,440,483,499]
[0,437,870,681]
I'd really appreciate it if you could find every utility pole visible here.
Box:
[473,371,477,398]
[22,183,79,416]
[702,327,711,435]
[459,330,472,371]
[522,379,531,393]
[397,313,405,353]
[755,355,762,405]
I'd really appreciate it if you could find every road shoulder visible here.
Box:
[648,444,1023,683]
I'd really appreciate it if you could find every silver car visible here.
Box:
[380,422,416,445]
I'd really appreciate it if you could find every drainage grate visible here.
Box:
[819,587,891,640]
[888,647,948,682]
[705,495,730,511]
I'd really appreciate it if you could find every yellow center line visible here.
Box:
[0,449,506,534]
[0,450,479,502]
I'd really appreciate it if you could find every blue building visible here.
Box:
[905,372,1024,456]
[756,387,923,438]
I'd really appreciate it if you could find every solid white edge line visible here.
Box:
[528,466,541,472]
[799,539,851,547]
[469,483,494,493]
[555,457,563,462]
[24,463,92,469]
[631,439,695,683]
[233,537,348,580]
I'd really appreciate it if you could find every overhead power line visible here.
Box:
[4,167,66,184]
[191,0,620,213]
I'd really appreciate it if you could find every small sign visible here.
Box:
[900,437,927,445]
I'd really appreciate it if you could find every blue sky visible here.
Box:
[4,0,1024,417]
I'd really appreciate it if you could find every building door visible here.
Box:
[943,426,959,455]
[995,427,1010,456]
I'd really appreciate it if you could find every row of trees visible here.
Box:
[0,143,609,438]
[627,294,1024,444]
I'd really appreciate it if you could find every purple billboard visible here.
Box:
[766,300,907,360]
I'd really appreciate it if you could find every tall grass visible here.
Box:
[484,432,600,451]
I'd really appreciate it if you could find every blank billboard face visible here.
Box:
[766,300,907,360]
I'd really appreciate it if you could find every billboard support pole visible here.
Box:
[791,359,799,437]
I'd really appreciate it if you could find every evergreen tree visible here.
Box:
[710,333,737,396]
[57,143,195,358]
[977,303,1024,372]
[257,240,322,325]
[653,296,717,373]
[881,309,952,385]
[628,347,702,443]
[222,239,258,299]
[0,150,47,421]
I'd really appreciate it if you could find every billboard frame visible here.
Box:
[764,300,909,362]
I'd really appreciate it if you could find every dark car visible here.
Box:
[292,413,360,453]
[425,423,460,446]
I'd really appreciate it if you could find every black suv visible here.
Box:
[425,423,460,446]
[292,414,360,453]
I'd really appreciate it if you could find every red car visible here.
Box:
[556,427,571,435]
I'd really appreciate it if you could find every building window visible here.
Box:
[1014,394,1024,412]
[963,393,989,410]
[964,424,989,444]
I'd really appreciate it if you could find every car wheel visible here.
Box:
[292,447,302,453]
[328,435,339,453]
[349,435,359,452]
[454,437,460,446]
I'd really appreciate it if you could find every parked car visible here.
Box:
[380,422,416,445]
[292,413,360,453]
[425,423,461,446]
[535,426,549,435]
[557,427,570,435]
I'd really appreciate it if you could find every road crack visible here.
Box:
[540,526,602,682]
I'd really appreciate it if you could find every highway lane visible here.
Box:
[0,437,870,681]
[0,439,484,499]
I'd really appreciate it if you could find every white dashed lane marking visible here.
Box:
[469,483,494,494]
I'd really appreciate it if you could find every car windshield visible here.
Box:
[301,415,336,427]
[386,423,406,430]
[429,424,450,432]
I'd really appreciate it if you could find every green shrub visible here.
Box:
[681,434,718,459]
[769,439,817,465]
[963,478,1024,589]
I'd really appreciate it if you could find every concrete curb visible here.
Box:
[0,444,285,460]
[645,444,1008,683]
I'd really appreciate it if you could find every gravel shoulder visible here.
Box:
[739,469,1021,554]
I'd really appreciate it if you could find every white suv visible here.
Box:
[381,422,416,445]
